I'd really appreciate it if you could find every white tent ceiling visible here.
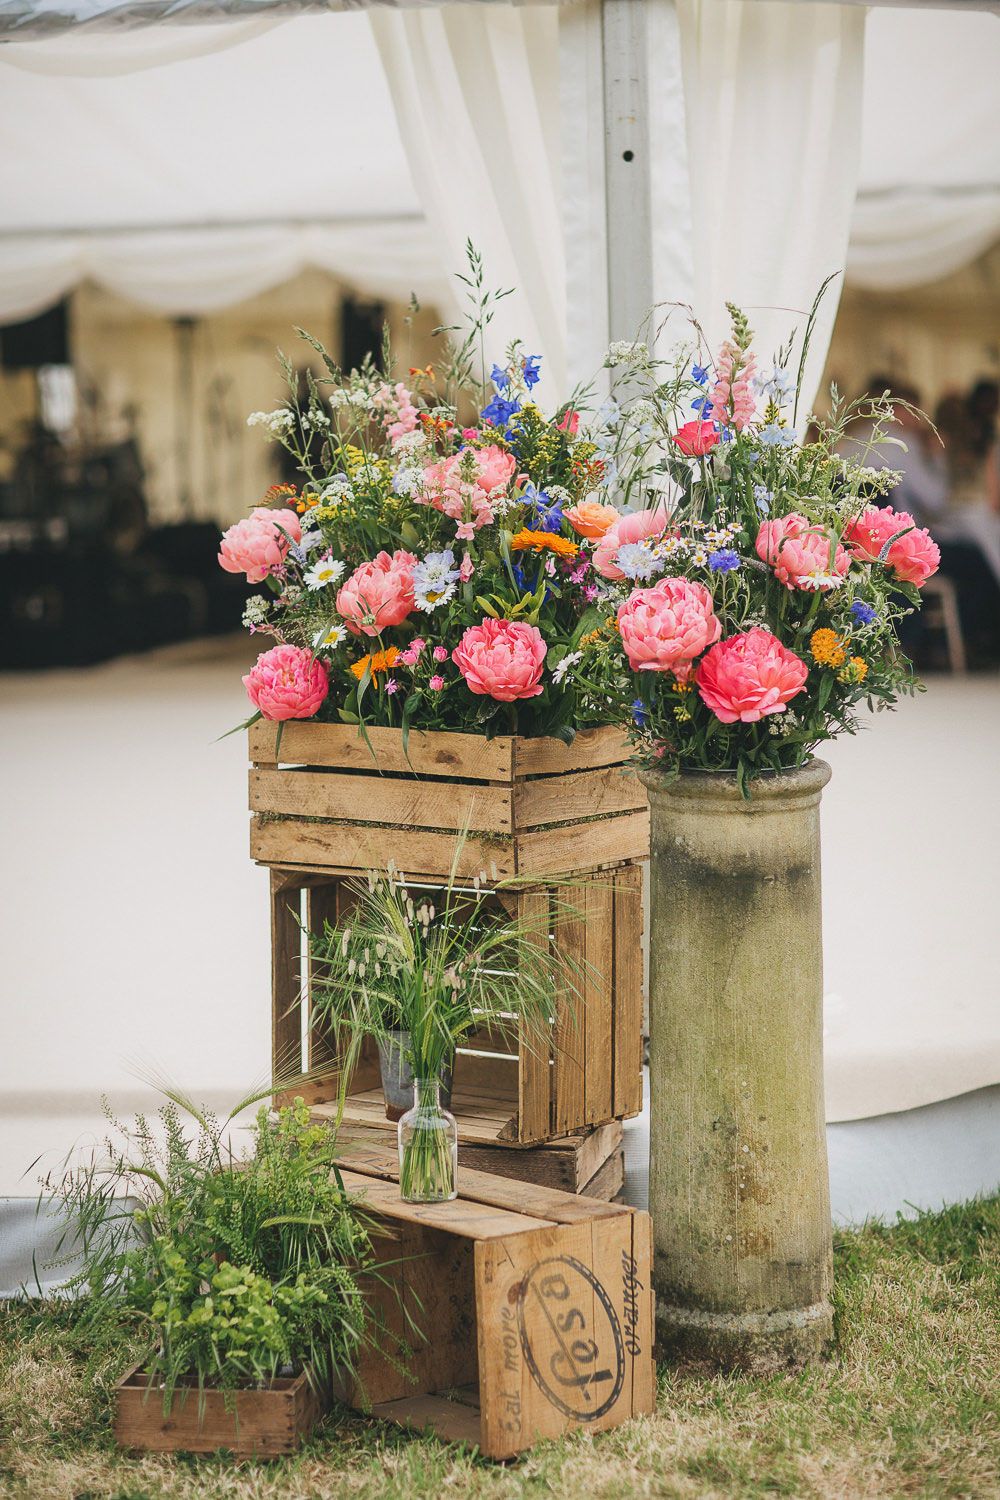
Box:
[0,6,997,325]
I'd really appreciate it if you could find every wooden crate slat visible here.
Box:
[114,1366,321,1457]
[515,810,650,876]
[270,873,303,1083]
[517,888,553,1143]
[512,727,631,778]
[580,1147,625,1202]
[583,879,615,1127]
[252,817,517,880]
[306,883,339,1074]
[369,1393,484,1448]
[336,1169,557,1239]
[514,764,647,832]
[250,719,515,780]
[613,865,645,1118]
[552,896,586,1136]
[250,767,513,836]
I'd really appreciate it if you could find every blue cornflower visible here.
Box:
[708,549,740,574]
[691,363,709,386]
[631,699,648,729]
[757,423,797,448]
[490,363,509,392]
[691,396,714,417]
[523,354,542,390]
[481,392,521,428]
[850,600,877,625]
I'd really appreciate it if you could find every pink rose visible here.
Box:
[593,505,673,581]
[218,507,302,584]
[696,628,808,724]
[565,499,621,539]
[844,505,940,587]
[557,408,580,436]
[672,420,719,457]
[335,550,417,637]
[617,577,721,679]
[755,513,850,592]
[432,645,449,663]
[429,675,445,691]
[452,618,547,702]
[420,444,516,536]
[243,643,328,721]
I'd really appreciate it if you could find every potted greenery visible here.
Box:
[49,1089,379,1456]
[308,845,586,1203]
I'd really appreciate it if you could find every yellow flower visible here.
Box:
[810,628,846,668]
[350,646,399,680]
[509,529,579,559]
[839,656,869,684]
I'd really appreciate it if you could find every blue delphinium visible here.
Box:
[850,600,877,625]
[490,363,509,391]
[708,549,740,574]
[691,395,714,417]
[632,699,649,729]
[523,354,542,390]
[481,392,520,429]
[523,482,563,533]
[691,363,709,386]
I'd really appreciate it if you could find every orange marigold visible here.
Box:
[510,529,579,558]
[839,655,869,684]
[809,628,847,668]
[350,646,400,680]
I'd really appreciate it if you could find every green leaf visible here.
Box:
[215,710,263,743]
[337,709,360,724]
[475,595,500,618]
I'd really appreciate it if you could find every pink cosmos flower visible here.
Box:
[452,618,547,702]
[696,628,808,724]
[432,645,449,663]
[617,577,721,679]
[844,505,940,587]
[755,513,850,591]
[420,444,516,537]
[219,507,302,584]
[429,675,445,691]
[335,550,417,636]
[672,421,719,458]
[593,505,673,581]
[243,643,328,721]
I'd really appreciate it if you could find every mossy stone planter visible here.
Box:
[641,760,834,1373]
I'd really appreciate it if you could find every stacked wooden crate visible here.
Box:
[250,720,649,1197]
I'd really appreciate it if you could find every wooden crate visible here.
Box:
[114,1366,324,1457]
[268,864,644,1145]
[335,1149,654,1459]
[327,1109,625,1198]
[248,721,649,879]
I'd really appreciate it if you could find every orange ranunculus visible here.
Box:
[509,529,579,558]
[564,499,621,539]
[349,646,400,680]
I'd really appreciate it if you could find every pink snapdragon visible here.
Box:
[419,444,516,539]
[755,513,850,592]
[452,618,547,702]
[844,505,940,587]
[243,644,328,721]
[335,550,417,636]
[374,381,419,446]
[218,507,301,584]
[617,578,721,678]
[711,340,757,431]
[593,505,673,581]
[696,629,808,723]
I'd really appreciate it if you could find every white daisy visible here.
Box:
[552,650,583,686]
[313,622,348,650]
[303,556,346,591]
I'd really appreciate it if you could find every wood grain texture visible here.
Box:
[249,720,514,780]
[270,873,303,1088]
[250,768,512,835]
[513,764,647,832]
[251,817,516,881]
[583,880,615,1127]
[552,897,586,1136]
[613,864,645,1118]
[114,1367,323,1457]
[512,727,632,778]
[516,888,553,1144]
[515,810,650,876]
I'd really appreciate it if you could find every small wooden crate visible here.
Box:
[114,1366,324,1457]
[251,720,648,1147]
[336,1149,654,1459]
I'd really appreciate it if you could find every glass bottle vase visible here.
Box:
[398,1078,458,1203]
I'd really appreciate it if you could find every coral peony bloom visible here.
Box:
[452,618,547,702]
[593,506,673,581]
[420,444,516,537]
[755,513,850,591]
[617,577,721,678]
[243,644,328,721]
[844,505,940,587]
[672,420,720,457]
[696,628,808,724]
[219,507,302,584]
[336,550,417,636]
[564,499,622,539]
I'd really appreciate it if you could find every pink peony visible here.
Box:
[844,505,940,587]
[672,420,720,457]
[696,628,808,724]
[452,618,547,702]
[593,505,673,580]
[218,507,302,584]
[243,643,328,721]
[617,577,721,678]
[420,444,516,538]
[755,513,850,591]
[336,550,417,636]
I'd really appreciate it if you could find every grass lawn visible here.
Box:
[1,1197,998,1500]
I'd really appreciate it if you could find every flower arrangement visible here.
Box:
[223,258,938,787]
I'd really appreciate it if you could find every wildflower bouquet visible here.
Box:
[221,259,613,742]
[563,301,941,789]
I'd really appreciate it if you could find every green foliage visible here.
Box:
[47,1092,377,1408]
